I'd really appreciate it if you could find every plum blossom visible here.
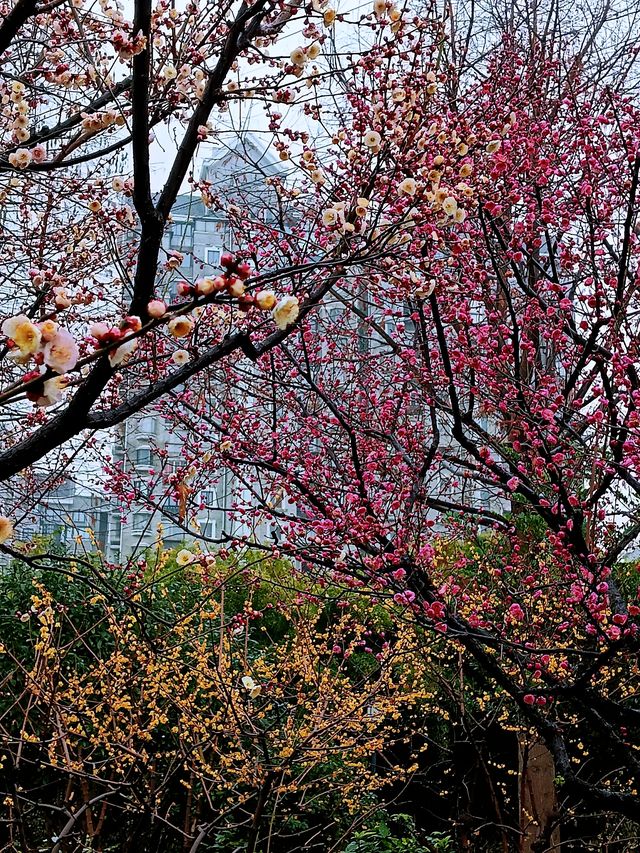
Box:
[108,338,137,367]
[196,277,216,295]
[176,549,195,566]
[241,675,262,698]
[30,145,46,164]
[44,329,79,373]
[272,295,300,330]
[36,375,69,407]
[364,130,381,148]
[38,320,58,342]
[509,603,525,621]
[89,322,110,340]
[168,316,194,338]
[2,315,41,358]
[398,177,417,196]
[256,291,277,310]
[393,589,416,606]
[290,47,306,67]
[322,207,341,226]
[228,280,245,297]
[53,287,72,309]
[147,299,166,318]
[172,349,190,365]
[442,196,458,217]
[8,148,31,169]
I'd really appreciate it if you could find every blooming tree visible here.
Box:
[142,28,640,835]
[4,0,640,844]
[0,0,399,492]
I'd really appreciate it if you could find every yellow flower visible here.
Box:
[168,316,194,338]
[272,296,300,330]
[256,291,277,310]
[2,314,41,357]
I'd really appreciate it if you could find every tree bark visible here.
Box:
[518,734,560,853]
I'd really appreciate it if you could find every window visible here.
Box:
[169,222,193,248]
[132,512,151,532]
[201,488,219,505]
[205,247,221,268]
[135,446,153,468]
[138,416,156,435]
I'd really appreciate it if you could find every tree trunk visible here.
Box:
[518,734,560,853]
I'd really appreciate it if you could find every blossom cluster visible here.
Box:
[1,315,79,406]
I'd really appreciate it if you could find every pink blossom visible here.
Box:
[43,330,79,374]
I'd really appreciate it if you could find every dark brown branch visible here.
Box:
[0,0,38,58]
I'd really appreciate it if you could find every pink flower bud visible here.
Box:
[147,299,166,318]
[236,261,252,280]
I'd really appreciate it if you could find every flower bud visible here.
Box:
[147,299,167,318]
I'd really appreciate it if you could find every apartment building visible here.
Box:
[112,136,285,558]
